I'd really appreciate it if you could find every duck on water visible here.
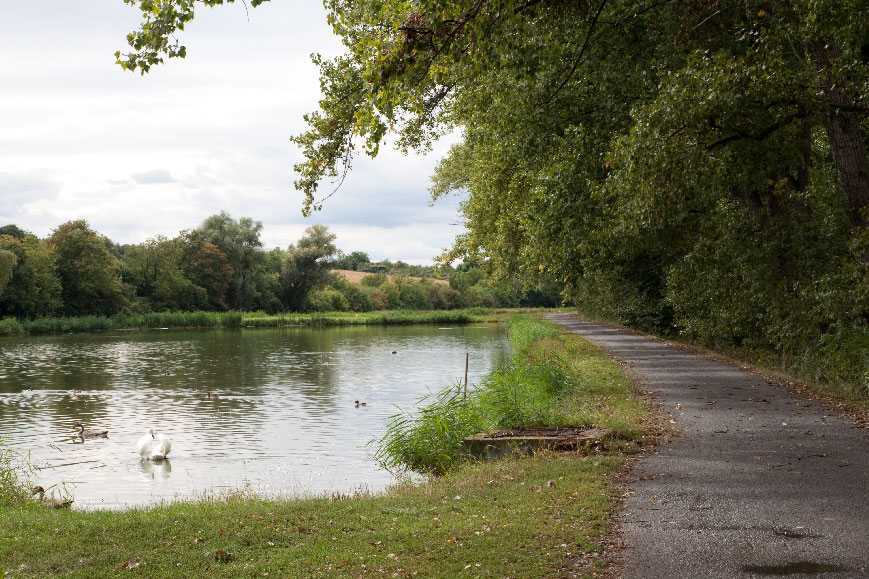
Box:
[72,421,108,438]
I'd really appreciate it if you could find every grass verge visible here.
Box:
[0,313,646,578]
[0,309,505,336]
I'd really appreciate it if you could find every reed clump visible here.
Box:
[0,436,34,507]
[375,313,643,475]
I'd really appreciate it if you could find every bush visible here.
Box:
[367,288,390,310]
[398,280,428,309]
[306,287,350,312]
[0,317,24,335]
[426,283,467,310]
[360,273,387,287]
[378,282,401,309]
[339,283,375,312]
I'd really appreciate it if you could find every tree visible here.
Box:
[47,220,128,316]
[0,234,61,318]
[332,250,371,271]
[280,225,338,311]
[122,235,206,311]
[0,248,15,295]
[117,0,868,234]
[196,211,266,310]
[118,0,868,382]
[0,224,28,240]
[176,229,235,310]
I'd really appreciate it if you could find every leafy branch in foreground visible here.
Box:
[116,0,270,74]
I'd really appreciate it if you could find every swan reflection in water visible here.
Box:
[139,458,172,480]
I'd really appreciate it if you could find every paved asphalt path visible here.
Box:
[546,313,868,579]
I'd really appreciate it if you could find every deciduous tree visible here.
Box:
[197,211,266,310]
[280,224,338,311]
[47,220,128,316]
[0,234,61,318]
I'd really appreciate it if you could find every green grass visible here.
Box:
[0,309,505,336]
[0,311,646,578]
[242,309,501,327]
[0,437,35,508]
[0,453,624,578]
[375,313,645,475]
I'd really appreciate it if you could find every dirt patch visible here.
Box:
[332,269,449,286]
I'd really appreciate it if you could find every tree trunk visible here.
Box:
[807,41,869,234]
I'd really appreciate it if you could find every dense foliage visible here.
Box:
[0,215,556,321]
[118,0,868,392]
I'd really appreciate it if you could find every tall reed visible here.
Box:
[375,314,576,475]
[0,437,33,506]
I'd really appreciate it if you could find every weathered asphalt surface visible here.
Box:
[546,313,868,579]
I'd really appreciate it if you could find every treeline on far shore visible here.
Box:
[0,212,561,325]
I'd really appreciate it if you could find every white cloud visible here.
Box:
[0,0,465,264]
[131,169,176,185]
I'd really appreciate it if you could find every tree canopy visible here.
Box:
[118,0,868,386]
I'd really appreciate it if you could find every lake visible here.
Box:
[0,324,509,509]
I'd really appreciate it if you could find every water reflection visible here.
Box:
[0,325,508,509]
[139,459,172,480]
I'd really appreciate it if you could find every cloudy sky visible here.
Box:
[0,1,465,264]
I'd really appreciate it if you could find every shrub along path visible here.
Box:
[546,313,868,579]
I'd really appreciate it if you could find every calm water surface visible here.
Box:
[0,324,508,509]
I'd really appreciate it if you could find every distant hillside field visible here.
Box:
[332,270,449,286]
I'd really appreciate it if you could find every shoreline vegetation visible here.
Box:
[0,308,503,336]
[0,313,646,578]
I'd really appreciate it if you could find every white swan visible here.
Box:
[137,428,172,461]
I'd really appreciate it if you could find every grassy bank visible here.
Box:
[376,314,645,475]
[0,308,503,336]
[0,314,646,578]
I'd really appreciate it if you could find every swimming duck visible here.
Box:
[354,400,367,407]
[207,392,220,400]
[73,422,108,438]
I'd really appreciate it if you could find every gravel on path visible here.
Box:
[546,313,868,579]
